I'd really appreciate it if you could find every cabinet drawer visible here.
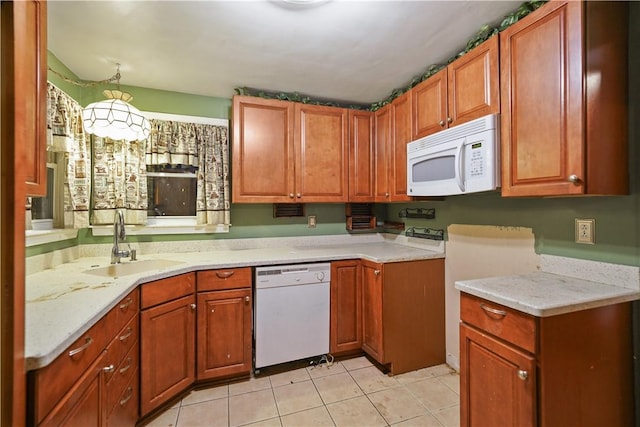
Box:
[32,316,108,424]
[106,289,139,339]
[141,272,195,309]
[106,341,139,416]
[107,367,139,427]
[460,293,537,353]
[197,267,252,291]
[104,314,139,383]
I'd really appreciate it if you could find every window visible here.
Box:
[146,166,197,224]
[30,163,57,230]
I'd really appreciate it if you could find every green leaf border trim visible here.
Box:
[234,0,548,111]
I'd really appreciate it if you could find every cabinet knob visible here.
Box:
[385,192,389,197]
[439,120,445,126]
[447,117,453,124]
[190,303,196,310]
[289,193,294,198]
[103,364,115,373]
[374,270,380,276]
[296,193,301,198]
[568,174,580,184]
[517,369,528,381]
[245,295,250,303]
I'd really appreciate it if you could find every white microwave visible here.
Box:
[407,114,500,196]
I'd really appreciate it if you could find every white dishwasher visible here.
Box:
[254,263,330,369]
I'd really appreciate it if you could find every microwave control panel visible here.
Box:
[465,140,486,179]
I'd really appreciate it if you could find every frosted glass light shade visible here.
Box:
[82,98,150,141]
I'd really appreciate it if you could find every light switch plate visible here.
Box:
[575,219,595,244]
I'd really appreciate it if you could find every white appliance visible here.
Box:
[407,113,500,196]
[254,263,330,369]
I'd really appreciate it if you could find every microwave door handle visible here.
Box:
[456,141,465,192]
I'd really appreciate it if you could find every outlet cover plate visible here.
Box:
[575,218,595,244]
[308,215,317,228]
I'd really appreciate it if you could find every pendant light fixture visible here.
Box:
[81,65,150,142]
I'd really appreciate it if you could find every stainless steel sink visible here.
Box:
[83,259,184,277]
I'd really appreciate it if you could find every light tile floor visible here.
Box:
[143,357,460,427]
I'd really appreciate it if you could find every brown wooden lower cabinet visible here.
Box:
[196,288,252,380]
[29,289,139,426]
[139,273,196,417]
[460,293,634,427]
[330,260,362,355]
[361,258,445,374]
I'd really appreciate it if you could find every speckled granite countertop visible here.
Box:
[26,238,444,371]
[456,267,640,317]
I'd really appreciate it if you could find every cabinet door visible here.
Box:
[140,294,196,416]
[447,35,499,127]
[39,351,107,427]
[412,68,448,139]
[460,323,535,427]
[500,1,585,197]
[232,96,295,203]
[197,288,252,380]
[361,261,384,363]
[295,104,348,202]
[8,0,48,196]
[390,91,412,202]
[330,260,362,355]
[348,110,375,202]
[374,105,391,202]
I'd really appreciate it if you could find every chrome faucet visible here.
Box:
[111,209,131,264]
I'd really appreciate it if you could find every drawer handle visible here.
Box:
[517,369,528,381]
[216,271,235,279]
[480,303,507,317]
[119,327,133,341]
[103,364,115,373]
[120,387,133,406]
[68,336,93,357]
[119,297,133,310]
[119,357,132,375]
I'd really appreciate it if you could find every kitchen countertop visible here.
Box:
[25,240,444,371]
[455,271,640,317]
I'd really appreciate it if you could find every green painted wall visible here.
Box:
[37,7,639,267]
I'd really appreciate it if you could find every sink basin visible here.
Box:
[84,259,184,277]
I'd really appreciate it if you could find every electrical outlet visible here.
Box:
[308,215,317,228]
[575,219,595,244]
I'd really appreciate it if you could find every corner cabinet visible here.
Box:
[140,274,196,417]
[361,259,445,374]
[196,268,253,381]
[500,0,628,196]
[413,35,499,139]
[460,293,633,427]
[232,95,348,203]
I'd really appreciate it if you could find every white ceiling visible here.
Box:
[48,0,521,105]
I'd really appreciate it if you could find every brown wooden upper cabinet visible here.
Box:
[373,92,413,203]
[500,0,628,197]
[412,35,499,140]
[7,0,48,196]
[232,95,348,203]
[348,110,375,202]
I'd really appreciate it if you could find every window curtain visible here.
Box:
[46,82,91,228]
[91,136,148,225]
[196,124,230,225]
[146,119,230,226]
[146,120,198,168]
